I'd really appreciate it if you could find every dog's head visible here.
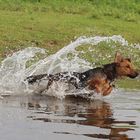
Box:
[114,52,138,78]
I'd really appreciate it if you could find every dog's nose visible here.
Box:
[128,71,139,78]
[134,71,139,78]
[138,72,140,77]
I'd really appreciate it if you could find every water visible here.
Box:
[0,90,140,140]
[0,35,140,139]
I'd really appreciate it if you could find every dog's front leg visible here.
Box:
[102,85,113,96]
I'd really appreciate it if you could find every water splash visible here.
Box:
[0,47,46,95]
[25,35,129,76]
[0,35,139,98]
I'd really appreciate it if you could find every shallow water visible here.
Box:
[0,89,140,140]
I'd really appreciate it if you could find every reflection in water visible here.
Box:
[5,95,134,140]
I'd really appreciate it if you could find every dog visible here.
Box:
[27,52,138,96]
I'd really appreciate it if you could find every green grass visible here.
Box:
[117,79,140,89]
[0,1,140,46]
[0,10,140,56]
[0,0,140,89]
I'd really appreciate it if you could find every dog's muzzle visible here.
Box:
[127,71,139,78]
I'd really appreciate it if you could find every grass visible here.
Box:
[117,79,140,89]
[0,11,140,56]
[0,0,140,89]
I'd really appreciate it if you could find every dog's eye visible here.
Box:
[126,65,130,68]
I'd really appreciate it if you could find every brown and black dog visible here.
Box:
[27,52,138,96]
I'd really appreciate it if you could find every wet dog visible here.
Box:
[27,52,138,96]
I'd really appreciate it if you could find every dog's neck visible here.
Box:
[103,63,118,82]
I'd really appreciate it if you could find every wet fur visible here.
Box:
[27,52,139,96]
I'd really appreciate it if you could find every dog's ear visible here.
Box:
[114,52,123,63]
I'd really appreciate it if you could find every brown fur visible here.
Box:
[87,75,113,96]
[114,53,138,78]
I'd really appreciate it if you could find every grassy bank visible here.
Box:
[117,79,140,89]
[0,1,140,89]
[0,0,140,57]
